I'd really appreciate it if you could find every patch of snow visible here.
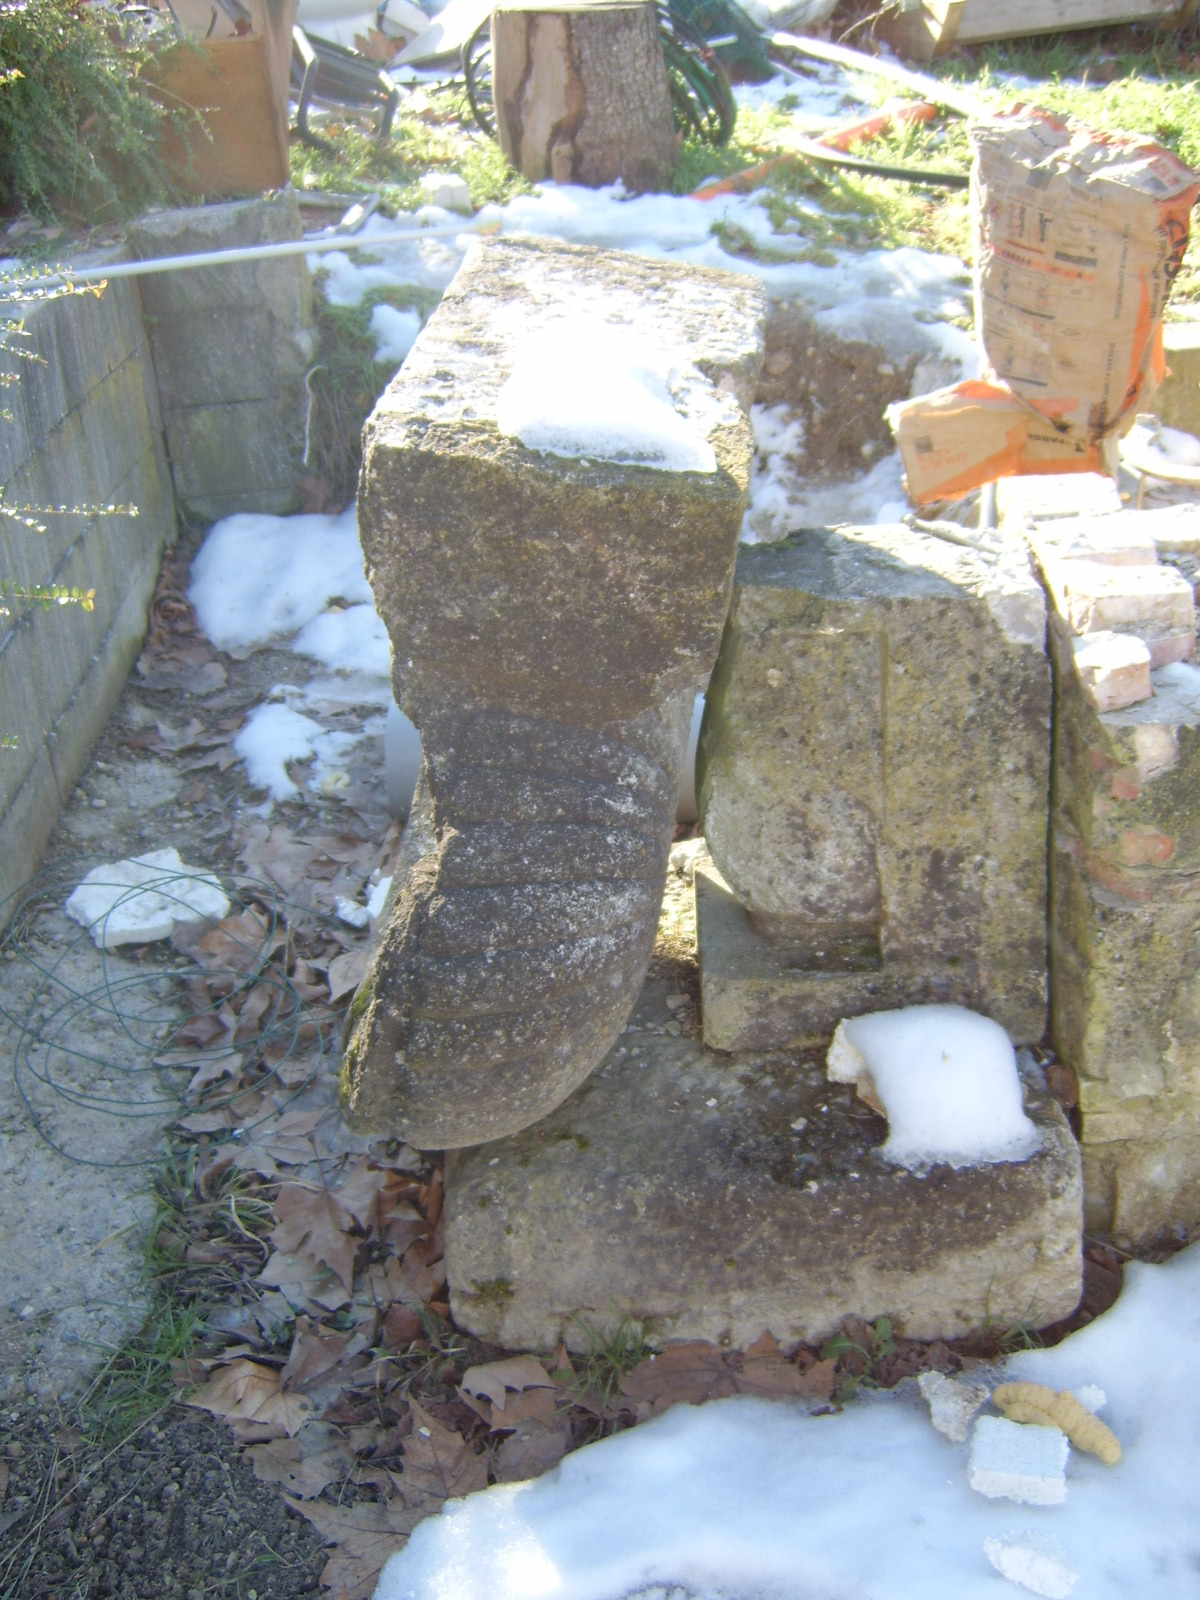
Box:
[371,303,424,365]
[188,505,370,651]
[496,318,726,473]
[233,703,361,803]
[373,1242,1200,1600]
[827,1003,1040,1171]
[292,604,392,677]
[65,849,228,949]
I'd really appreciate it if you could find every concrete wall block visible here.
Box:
[146,305,316,409]
[127,193,313,518]
[166,397,304,519]
[0,260,174,902]
[697,524,1051,1047]
[129,192,311,320]
[0,274,150,484]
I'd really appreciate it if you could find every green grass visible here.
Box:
[290,95,532,213]
[569,1313,655,1423]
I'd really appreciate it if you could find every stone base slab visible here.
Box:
[695,854,1040,1052]
[444,965,1082,1353]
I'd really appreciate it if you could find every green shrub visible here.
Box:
[0,0,185,223]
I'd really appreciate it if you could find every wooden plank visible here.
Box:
[147,37,290,195]
[954,0,1193,44]
[880,0,1195,58]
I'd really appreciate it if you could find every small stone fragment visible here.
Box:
[917,1369,991,1443]
[968,1414,1068,1505]
[983,1530,1079,1598]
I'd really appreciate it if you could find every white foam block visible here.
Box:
[968,1415,1068,1506]
[65,848,229,950]
[983,1530,1078,1598]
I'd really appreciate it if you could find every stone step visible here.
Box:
[444,965,1082,1351]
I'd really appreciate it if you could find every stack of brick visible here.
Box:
[1034,507,1200,1246]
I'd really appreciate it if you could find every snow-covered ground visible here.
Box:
[372,1242,1200,1600]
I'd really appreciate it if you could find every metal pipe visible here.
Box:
[771,30,986,121]
[3,216,496,293]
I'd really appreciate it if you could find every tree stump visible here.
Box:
[491,0,677,192]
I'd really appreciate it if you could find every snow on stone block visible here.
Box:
[983,1530,1079,1598]
[826,1004,1040,1172]
[495,316,728,473]
[1070,631,1152,712]
[65,848,229,950]
[968,1414,1068,1505]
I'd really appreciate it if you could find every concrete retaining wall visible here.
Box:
[0,267,176,910]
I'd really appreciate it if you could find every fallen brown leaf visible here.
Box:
[399,1401,488,1501]
[185,1358,313,1438]
[461,1354,556,1413]
[620,1342,737,1415]
[493,1418,571,1484]
[246,1431,353,1499]
[271,1183,361,1296]
[285,1495,423,1600]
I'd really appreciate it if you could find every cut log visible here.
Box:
[491,0,677,191]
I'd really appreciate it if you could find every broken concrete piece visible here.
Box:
[983,1531,1079,1599]
[443,964,1082,1350]
[695,524,1051,1049]
[1070,632,1152,713]
[65,848,228,949]
[1039,555,1196,668]
[342,237,764,1148]
[968,1415,1068,1505]
[918,1369,991,1443]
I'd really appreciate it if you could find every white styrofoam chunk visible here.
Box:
[826,1004,1040,1172]
[968,1415,1068,1506]
[983,1530,1078,1598]
[65,849,229,950]
[495,317,724,473]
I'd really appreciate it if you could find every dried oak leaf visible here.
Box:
[185,1358,313,1439]
[284,1495,423,1600]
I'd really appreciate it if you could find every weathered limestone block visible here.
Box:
[445,965,1082,1351]
[492,0,676,191]
[696,525,1051,1050]
[343,236,764,1148]
[1048,621,1200,1246]
[127,192,315,520]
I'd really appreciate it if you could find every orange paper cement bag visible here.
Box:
[890,106,1198,504]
